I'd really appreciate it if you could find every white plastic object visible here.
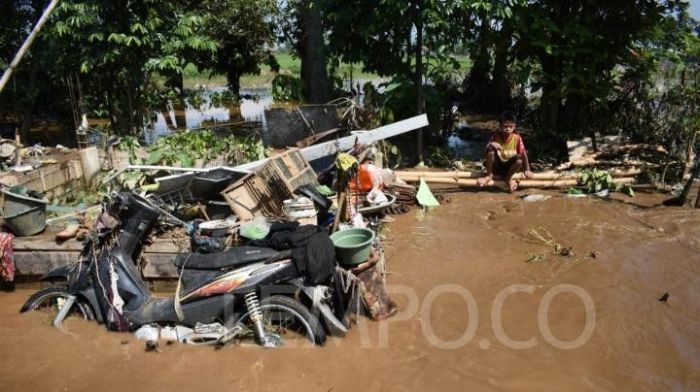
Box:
[367,189,389,205]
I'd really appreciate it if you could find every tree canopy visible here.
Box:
[0,0,697,166]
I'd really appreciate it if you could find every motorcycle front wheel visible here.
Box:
[20,287,94,322]
[229,295,325,347]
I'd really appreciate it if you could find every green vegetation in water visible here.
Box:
[146,130,263,167]
[569,168,635,197]
[116,130,263,167]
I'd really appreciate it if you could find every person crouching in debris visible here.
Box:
[476,111,534,192]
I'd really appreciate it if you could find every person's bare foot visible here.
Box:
[508,177,519,192]
[477,175,492,187]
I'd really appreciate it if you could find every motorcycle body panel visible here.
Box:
[181,259,298,301]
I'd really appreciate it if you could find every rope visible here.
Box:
[335,266,363,320]
[174,253,193,322]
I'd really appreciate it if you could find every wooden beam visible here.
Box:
[12,235,187,279]
[398,177,636,188]
[396,168,642,180]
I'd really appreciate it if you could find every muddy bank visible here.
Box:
[1,191,699,391]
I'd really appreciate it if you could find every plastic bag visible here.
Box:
[367,188,389,205]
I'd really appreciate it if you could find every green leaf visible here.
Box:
[148,150,163,164]
[177,153,194,167]
[130,23,147,34]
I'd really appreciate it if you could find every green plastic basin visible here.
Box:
[2,188,47,236]
[330,228,375,266]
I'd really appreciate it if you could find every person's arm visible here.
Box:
[486,133,501,151]
[518,135,534,178]
[522,152,533,177]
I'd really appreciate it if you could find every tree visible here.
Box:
[46,0,217,134]
[197,0,278,95]
[512,0,669,157]
[323,0,465,157]
[460,1,522,113]
[0,0,70,143]
[275,0,333,103]
[298,0,332,103]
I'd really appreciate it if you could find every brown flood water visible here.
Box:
[1,191,699,391]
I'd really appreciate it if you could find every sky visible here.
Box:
[691,0,700,20]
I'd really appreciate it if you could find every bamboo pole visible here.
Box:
[397,176,636,189]
[396,168,642,180]
[0,0,61,95]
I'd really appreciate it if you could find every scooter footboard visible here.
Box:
[125,294,235,329]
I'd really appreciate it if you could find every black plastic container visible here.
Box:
[190,169,241,199]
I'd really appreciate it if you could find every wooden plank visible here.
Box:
[13,249,181,278]
[11,227,189,279]
[14,250,79,276]
[12,158,84,197]
[12,237,186,253]
[397,168,642,180]
[399,176,636,188]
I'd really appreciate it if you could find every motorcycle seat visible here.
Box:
[174,246,281,270]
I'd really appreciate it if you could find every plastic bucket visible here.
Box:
[4,207,47,236]
[1,189,48,236]
[330,228,375,266]
[3,188,46,215]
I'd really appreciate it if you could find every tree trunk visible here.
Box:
[463,13,492,111]
[492,24,513,110]
[165,71,184,94]
[299,1,331,104]
[415,15,425,161]
[226,67,241,97]
[539,56,561,129]
[18,51,42,144]
[538,56,571,160]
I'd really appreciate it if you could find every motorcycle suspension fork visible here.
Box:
[244,292,275,347]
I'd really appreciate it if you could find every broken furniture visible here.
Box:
[222,149,320,220]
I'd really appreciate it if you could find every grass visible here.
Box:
[181,51,472,90]
[182,52,381,90]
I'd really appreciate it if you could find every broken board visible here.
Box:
[263,105,339,148]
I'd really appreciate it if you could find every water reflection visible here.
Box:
[145,87,275,144]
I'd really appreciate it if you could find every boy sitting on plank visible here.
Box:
[476,111,534,192]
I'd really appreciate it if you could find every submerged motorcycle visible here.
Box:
[21,192,347,347]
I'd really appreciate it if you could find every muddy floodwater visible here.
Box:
[1,191,699,391]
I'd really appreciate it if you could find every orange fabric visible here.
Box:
[349,164,382,193]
